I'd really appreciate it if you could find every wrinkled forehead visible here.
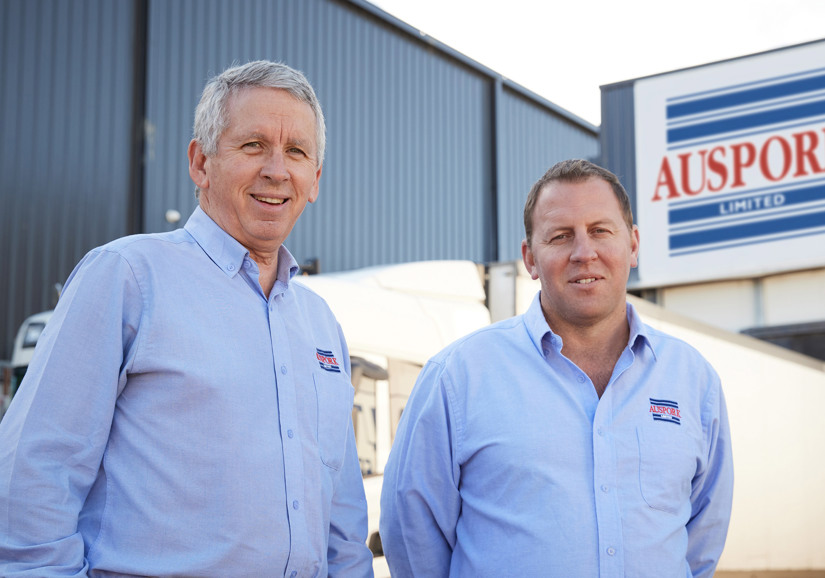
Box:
[223,87,317,139]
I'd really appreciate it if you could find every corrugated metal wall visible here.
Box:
[143,0,597,271]
[0,0,598,359]
[143,0,494,271]
[496,86,600,263]
[599,81,637,208]
[599,80,638,283]
[0,0,138,360]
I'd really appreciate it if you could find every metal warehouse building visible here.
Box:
[0,0,598,360]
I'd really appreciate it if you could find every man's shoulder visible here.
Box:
[431,314,527,365]
[95,229,194,257]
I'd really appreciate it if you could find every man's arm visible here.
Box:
[380,360,461,578]
[0,249,140,575]
[686,378,735,578]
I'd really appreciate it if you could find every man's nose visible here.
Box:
[261,150,289,181]
[570,235,598,262]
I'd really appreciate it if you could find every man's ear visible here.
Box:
[630,225,640,269]
[188,140,209,190]
[522,239,539,280]
[308,163,323,204]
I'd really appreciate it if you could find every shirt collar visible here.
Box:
[184,206,300,284]
[626,301,656,360]
[523,291,655,359]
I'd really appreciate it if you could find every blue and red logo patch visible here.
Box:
[316,348,341,373]
[649,398,681,425]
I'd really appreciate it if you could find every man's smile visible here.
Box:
[252,195,286,205]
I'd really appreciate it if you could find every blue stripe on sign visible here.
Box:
[667,100,825,144]
[650,398,678,407]
[670,226,825,256]
[668,67,825,105]
[670,209,825,250]
[669,184,825,225]
[667,118,825,152]
[667,74,825,119]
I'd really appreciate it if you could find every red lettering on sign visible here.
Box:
[759,136,792,181]
[652,157,679,202]
[793,130,825,177]
[731,142,756,188]
[650,124,825,201]
[707,146,728,192]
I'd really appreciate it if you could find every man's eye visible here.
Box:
[287,147,306,156]
[243,142,262,149]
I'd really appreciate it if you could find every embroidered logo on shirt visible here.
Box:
[649,398,681,425]
[316,348,341,373]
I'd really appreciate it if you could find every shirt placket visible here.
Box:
[592,349,635,578]
[268,294,310,577]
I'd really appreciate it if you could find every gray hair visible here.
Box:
[523,159,633,247]
[193,60,326,166]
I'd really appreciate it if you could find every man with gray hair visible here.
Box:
[0,60,373,576]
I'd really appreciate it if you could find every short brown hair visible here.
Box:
[523,159,633,246]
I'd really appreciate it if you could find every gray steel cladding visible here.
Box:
[598,81,639,284]
[496,86,599,263]
[144,0,494,271]
[0,0,598,360]
[0,0,137,362]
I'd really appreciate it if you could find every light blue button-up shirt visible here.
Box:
[381,293,733,578]
[0,207,373,577]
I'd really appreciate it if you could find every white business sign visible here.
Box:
[633,41,825,288]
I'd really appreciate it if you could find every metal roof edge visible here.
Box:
[344,0,599,134]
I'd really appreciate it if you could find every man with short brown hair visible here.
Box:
[381,159,733,577]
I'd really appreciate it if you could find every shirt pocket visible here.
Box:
[636,425,699,514]
[313,371,355,471]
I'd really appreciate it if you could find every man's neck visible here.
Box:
[249,251,279,299]
[548,310,630,398]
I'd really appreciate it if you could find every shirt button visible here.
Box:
[607,547,616,556]
[281,365,288,375]
[290,572,297,578]
[601,484,609,493]
[597,427,604,436]
[577,374,585,383]
[292,500,299,510]
[243,260,251,269]
[287,429,294,439]
[226,263,235,271]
